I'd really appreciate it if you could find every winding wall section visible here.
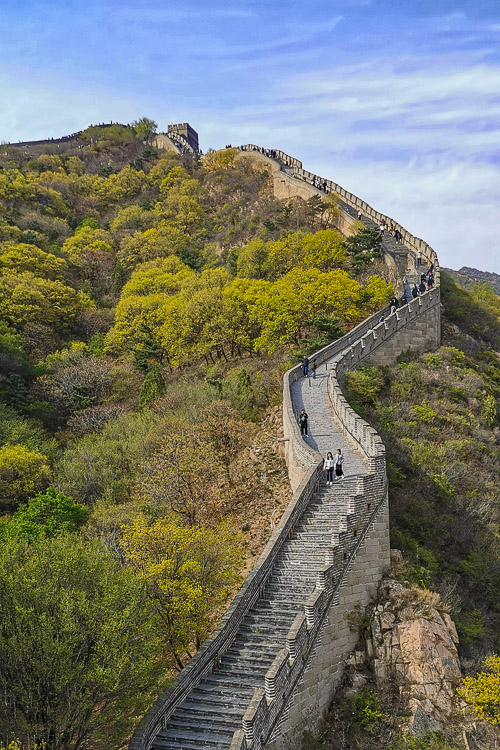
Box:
[129,147,441,750]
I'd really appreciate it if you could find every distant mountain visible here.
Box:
[443,266,500,294]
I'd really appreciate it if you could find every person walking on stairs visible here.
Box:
[324,452,335,484]
[411,284,418,299]
[301,356,309,377]
[334,449,344,480]
[299,409,308,437]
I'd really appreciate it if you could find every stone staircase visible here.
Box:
[152,483,354,750]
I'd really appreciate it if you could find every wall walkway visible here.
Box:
[129,146,441,750]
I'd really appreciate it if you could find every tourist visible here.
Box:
[301,356,309,377]
[299,409,308,437]
[324,452,335,485]
[418,280,426,294]
[417,251,422,265]
[311,360,316,378]
[334,449,344,480]
[411,284,418,299]
[390,296,399,314]
[428,274,434,288]
[357,210,362,220]
[378,315,385,323]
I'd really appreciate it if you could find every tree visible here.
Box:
[0,444,51,509]
[55,412,153,505]
[0,272,84,332]
[305,194,324,228]
[122,516,243,668]
[139,366,166,410]
[138,424,230,525]
[236,239,269,279]
[202,148,239,172]
[133,320,164,372]
[459,654,500,725]
[345,226,382,256]
[301,229,346,271]
[0,535,162,749]
[3,488,89,541]
[0,243,67,280]
[117,221,190,270]
[132,117,158,143]
[198,401,247,480]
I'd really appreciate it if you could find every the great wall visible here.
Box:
[124,144,441,750]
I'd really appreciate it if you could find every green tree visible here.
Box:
[132,117,158,142]
[139,366,166,410]
[0,444,51,509]
[0,535,162,749]
[122,516,243,668]
[3,488,89,541]
[0,243,67,280]
[345,226,382,255]
[133,320,164,372]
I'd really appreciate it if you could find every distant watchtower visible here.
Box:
[167,123,199,153]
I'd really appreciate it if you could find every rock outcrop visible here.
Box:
[350,558,462,735]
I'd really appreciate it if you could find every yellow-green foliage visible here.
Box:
[0,243,67,280]
[122,516,244,668]
[108,254,391,361]
[0,271,84,330]
[0,444,51,507]
[203,147,240,171]
[459,655,500,725]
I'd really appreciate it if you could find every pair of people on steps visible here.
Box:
[323,450,344,483]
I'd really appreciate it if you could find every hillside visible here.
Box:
[443,266,500,295]
[0,122,394,749]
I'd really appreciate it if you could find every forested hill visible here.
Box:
[0,121,393,749]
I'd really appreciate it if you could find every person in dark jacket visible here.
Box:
[299,409,308,437]
[418,281,426,294]
[334,449,344,479]
[411,284,418,299]
[301,356,309,377]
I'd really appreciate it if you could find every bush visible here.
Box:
[459,654,500,725]
[3,488,89,541]
[0,444,50,509]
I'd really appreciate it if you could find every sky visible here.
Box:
[1,0,499,273]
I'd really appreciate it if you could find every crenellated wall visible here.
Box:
[129,144,441,750]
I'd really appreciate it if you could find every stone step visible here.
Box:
[154,726,234,749]
[223,652,276,669]
[167,713,242,734]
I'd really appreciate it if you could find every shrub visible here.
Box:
[459,654,500,725]
[3,488,89,541]
[0,444,50,508]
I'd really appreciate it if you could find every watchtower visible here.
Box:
[167,123,199,152]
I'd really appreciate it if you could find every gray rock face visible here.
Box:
[360,579,462,735]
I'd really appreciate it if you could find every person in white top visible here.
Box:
[323,452,335,485]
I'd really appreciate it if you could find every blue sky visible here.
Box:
[1,0,499,272]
